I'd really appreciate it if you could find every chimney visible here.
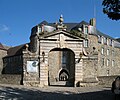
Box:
[90,18,96,27]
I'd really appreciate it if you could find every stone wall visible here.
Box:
[2,55,23,74]
[98,39,120,76]
[97,76,118,87]
[0,49,7,74]
[22,50,40,87]
[0,74,22,85]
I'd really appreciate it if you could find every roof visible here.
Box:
[96,30,115,40]
[114,41,120,48]
[5,44,26,57]
[38,21,78,31]
[37,20,118,41]
[116,38,120,42]
[0,43,8,51]
[32,20,120,48]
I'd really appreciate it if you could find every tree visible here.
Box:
[102,0,120,20]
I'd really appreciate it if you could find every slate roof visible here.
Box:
[114,41,120,48]
[116,38,120,42]
[38,21,78,31]
[36,20,119,41]
[96,30,115,40]
[0,43,8,51]
[4,44,26,57]
[37,20,119,42]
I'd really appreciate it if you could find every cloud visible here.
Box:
[0,24,9,32]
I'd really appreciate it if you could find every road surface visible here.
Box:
[0,84,116,100]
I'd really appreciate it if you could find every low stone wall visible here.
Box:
[0,74,22,85]
[97,76,118,87]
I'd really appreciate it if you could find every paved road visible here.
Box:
[0,84,116,100]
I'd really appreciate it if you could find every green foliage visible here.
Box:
[102,0,120,20]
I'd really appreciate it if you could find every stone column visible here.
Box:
[74,55,83,87]
[39,59,48,87]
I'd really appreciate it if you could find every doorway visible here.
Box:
[48,48,75,86]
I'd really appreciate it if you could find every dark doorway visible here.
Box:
[59,69,69,81]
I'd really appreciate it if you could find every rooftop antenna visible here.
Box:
[93,0,96,27]
[93,0,96,18]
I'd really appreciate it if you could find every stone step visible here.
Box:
[52,81,67,86]
[50,81,74,87]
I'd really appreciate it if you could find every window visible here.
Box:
[110,39,112,46]
[112,60,115,67]
[101,37,104,44]
[83,40,88,47]
[98,35,101,43]
[101,48,104,55]
[107,49,109,55]
[112,50,114,56]
[84,25,88,34]
[104,37,107,44]
[37,26,42,33]
[102,58,104,66]
[107,38,109,45]
[107,70,109,76]
[112,40,114,47]
[107,59,110,66]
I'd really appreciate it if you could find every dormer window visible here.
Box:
[110,39,112,46]
[84,25,88,34]
[37,26,42,33]
[98,35,101,43]
[107,38,109,45]
[112,40,114,47]
[101,36,104,44]
[104,37,107,44]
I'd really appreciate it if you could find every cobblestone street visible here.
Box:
[0,84,115,100]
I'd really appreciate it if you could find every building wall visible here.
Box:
[98,39,120,76]
[3,55,23,74]
[81,34,99,86]
[83,31,120,81]
[0,49,7,74]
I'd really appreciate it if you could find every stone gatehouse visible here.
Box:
[23,29,85,87]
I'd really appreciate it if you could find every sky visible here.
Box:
[0,0,120,46]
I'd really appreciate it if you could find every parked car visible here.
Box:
[111,76,120,100]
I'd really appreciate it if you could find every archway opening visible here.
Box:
[48,48,75,86]
[59,69,69,81]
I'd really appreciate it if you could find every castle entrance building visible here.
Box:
[23,28,84,87]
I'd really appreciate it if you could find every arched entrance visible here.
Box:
[59,69,69,81]
[48,48,75,86]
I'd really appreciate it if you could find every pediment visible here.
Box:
[41,30,84,41]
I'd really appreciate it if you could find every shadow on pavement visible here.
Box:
[0,86,116,100]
